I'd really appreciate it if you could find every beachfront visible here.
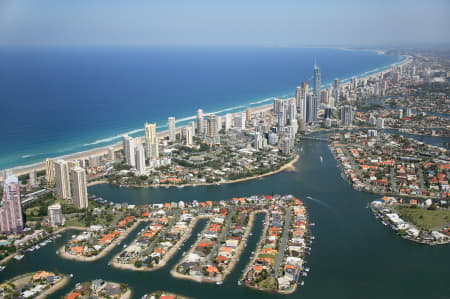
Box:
[3,52,409,180]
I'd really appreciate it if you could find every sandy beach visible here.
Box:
[4,51,409,180]
[58,220,143,262]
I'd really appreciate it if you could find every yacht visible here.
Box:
[14,255,24,261]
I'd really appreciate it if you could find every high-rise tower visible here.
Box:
[314,63,321,97]
[144,123,159,158]
[196,109,204,137]
[122,135,136,167]
[168,117,176,142]
[54,159,71,200]
[0,176,24,234]
[70,167,88,209]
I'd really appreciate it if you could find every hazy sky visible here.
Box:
[0,0,449,47]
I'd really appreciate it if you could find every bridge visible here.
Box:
[300,136,329,142]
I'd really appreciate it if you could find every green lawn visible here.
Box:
[396,206,450,231]
[257,253,277,262]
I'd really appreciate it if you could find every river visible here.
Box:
[1,132,449,298]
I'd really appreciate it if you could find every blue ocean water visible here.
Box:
[0,47,402,170]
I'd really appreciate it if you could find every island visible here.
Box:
[0,270,69,298]
[63,279,131,299]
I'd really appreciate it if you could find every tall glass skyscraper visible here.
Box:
[314,63,321,97]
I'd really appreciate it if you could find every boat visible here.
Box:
[123,244,127,248]
[305,267,310,272]
[302,272,308,277]
[310,236,315,240]
[177,185,184,189]
[237,280,242,286]
[309,222,315,226]
[14,255,24,261]
[70,274,73,278]
[320,156,323,162]
[216,281,223,285]
[0,266,6,271]
[306,196,313,200]
[300,281,305,286]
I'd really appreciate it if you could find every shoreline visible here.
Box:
[58,220,143,262]
[3,50,407,176]
[36,275,70,299]
[88,154,300,190]
[3,272,70,299]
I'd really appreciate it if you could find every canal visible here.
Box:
[1,132,449,298]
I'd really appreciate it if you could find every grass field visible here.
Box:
[396,206,450,231]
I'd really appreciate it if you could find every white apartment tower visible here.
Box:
[196,109,204,136]
[122,135,136,167]
[135,144,146,175]
[54,159,71,200]
[183,126,193,146]
[168,117,176,142]
[48,204,63,227]
[70,167,88,209]
[224,113,232,131]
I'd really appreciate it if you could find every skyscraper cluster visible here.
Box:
[51,159,88,209]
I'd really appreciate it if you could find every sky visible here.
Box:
[0,0,449,48]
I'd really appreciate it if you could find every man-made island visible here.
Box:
[63,279,131,299]
[0,270,69,298]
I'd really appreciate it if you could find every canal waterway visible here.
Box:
[1,132,449,298]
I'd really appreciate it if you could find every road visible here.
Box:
[207,207,236,263]
[274,207,291,277]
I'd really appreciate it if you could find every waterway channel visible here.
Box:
[1,132,449,298]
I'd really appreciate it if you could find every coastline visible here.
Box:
[3,50,408,176]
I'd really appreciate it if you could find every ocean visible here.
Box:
[0,47,402,170]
